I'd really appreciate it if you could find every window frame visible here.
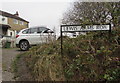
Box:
[19,21,24,25]
[13,19,18,24]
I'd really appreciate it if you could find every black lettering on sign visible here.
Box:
[86,25,94,30]
[80,26,85,30]
[63,26,69,31]
[69,26,77,31]
[66,26,69,31]
[96,25,107,30]
[96,25,101,29]
[63,27,66,31]
[101,25,107,29]
[62,25,109,31]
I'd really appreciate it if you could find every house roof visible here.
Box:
[0,10,29,23]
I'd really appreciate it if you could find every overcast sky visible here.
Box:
[0,0,76,34]
[0,0,118,34]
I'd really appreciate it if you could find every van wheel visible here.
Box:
[20,41,29,51]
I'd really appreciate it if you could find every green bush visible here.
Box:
[24,28,120,81]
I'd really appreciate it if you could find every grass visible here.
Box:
[2,63,7,71]
[23,28,120,81]
[11,54,21,73]
[11,53,24,79]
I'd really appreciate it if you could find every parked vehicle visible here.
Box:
[16,26,55,51]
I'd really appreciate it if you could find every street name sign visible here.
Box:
[61,25,110,32]
[60,24,111,56]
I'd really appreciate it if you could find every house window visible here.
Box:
[25,23,28,27]
[13,19,18,24]
[19,21,24,25]
[2,18,5,21]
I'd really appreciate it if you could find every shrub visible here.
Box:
[24,28,120,81]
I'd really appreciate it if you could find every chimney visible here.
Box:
[14,11,19,17]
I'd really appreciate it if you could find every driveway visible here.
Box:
[2,48,24,81]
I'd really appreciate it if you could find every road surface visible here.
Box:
[2,48,23,81]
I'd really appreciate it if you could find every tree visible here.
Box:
[62,1,120,28]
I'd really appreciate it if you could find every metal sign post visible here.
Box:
[60,25,63,56]
[60,24,111,56]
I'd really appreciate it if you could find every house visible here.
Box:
[0,10,29,37]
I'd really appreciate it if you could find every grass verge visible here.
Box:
[11,53,24,79]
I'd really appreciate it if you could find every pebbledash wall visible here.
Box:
[7,16,29,37]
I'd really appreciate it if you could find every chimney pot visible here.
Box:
[14,11,19,17]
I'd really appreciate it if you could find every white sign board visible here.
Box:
[62,25,110,32]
